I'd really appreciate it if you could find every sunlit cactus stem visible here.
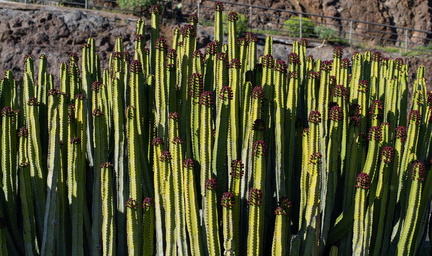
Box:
[221,192,236,255]
[272,198,292,256]
[352,172,370,255]
[182,159,204,256]
[214,2,224,51]
[397,161,427,255]
[100,162,116,256]
[204,178,221,256]
[142,198,155,256]
[150,5,161,74]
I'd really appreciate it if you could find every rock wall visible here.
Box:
[185,0,432,44]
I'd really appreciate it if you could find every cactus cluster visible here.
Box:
[1,2,432,255]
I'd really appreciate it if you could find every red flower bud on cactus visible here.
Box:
[252,119,266,131]
[152,137,164,146]
[333,46,343,58]
[229,58,241,69]
[409,110,422,125]
[395,126,407,142]
[367,126,382,141]
[369,100,384,120]
[142,197,154,209]
[278,197,292,210]
[355,172,371,189]
[288,52,301,65]
[371,51,382,62]
[125,198,138,209]
[150,4,161,15]
[217,86,232,101]
[172,137,183,144]
[155,37,167,50]
[217,52,228,62]
[205,178,218,190]
[288,70,300,79]
[308,71,320,79]
[169,112,180,120]
[248,188,263,206]
[411,160,426,182]
[18,127,28,138]
[199,91,214,106]
[228,12,239,22]
[99,162,113,168]
[262,54,274,68]
[206,41,219,55]
[215,1,224,12]
[183,158,195,168]
[274,206,287,215]
[189,73,204,99]
[252,140,268,157]
[309,152,323,165]
[251,86,266,101]
[329,105,343,121]
[27,97,40,106]
[381,146,395,163]
[188,13,198,23]
[70,137,81,144]
[134,34,145,42]
[230,159,244,179]
[75,94,85,100]
[358,80,368,92]
[181,24,196,38]
[274,60,287,73]
[320,60,332,72]
[308,110,322,124]
[332,85,349,99]
[69,52,79,63]
[48,88,60,96]
[92,108,104,117]
[341,58,351,68]
[160,151,172,162]
[91,81,103,92]
[221,192,235,208]
[395,58,404,70]
[130,60,143,73]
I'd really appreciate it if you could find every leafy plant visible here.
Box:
[283,16,315,37]
[314,25,337,46]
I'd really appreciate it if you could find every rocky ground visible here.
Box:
[0,1,431,85]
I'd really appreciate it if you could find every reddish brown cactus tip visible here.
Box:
[395,126,407,142]
[69,52,79,63]
[411,161,426,182]
[27,97,40,106]
[332,84,349,99]
[367,126,382,141]
[134,34,145,42]
[91,81,103,92]
[183,158,195,168]
[333,46,343,58]
[252,140,268,157]
[181,24,196,38]
[188,13,198,23]
[125,106,135,119]
[307,71,320,79]
[409,110,422,125]
[230,159,244,179]
[395,58,404,70]
[248,188,263,206]
[189,73,204,99]
[142,197,154,209]
[160,151,172,162]
[229,58,242,69]
[205,178,218,190]
[92,108,104,117]
[74,94,85,100]
[48,88,60,96]
[329,105,343,122]
[308,110,322,124]
[130,60,143,73]
[358,80,368,92]
[274,60,287,73]
[309,152,323,165]
[371,51,382,62]
[262,54,274,68]
[167,48,177,59]
[152,137,164,146]
[1,107,13,117]
[206,41,219,55]
[355,172,371,189]
[155,37,167,50]
[302,127,310,137]
[172,136,184,144]
[369,100,384,120]
[18,127,29,138]
[228,12,239,22]
[252,119,266,131]
[279,197,292,209]
[70,137,81,145]
[19,162,29,168]
[320,60,332,72]
[125,198,138,209]
[381,146,395,163]
[199,91,214,106]
[168,112,180,120]
[215,1,224,12]
[150,4,161,15]
[221,192,235,208]
[99,162,113,168]
[288,52,301,65]
[217,52,228,62]
[251,86,266,100]
[219,86,233,101]
[341,58,351,68]
[274,206,287,215]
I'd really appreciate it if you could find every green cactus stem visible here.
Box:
[100,162,116,256]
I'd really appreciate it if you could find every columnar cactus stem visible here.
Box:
[125,106,143,255]
[221,191,236,255]
[182,159,204,256]
[142,198,155,256]
[152,137,165,255]
[18,129,40,255]
[228,59,241,167]
[397,161,427,255]
[204,178,221,256]
[247,187,264,256]
[352,172,370,255]
[214,2,224,51]
[227,12,239,62]
[150,5,160,74]
[100,162,116,256]
[154,38,168,137]
[272,198,292,256]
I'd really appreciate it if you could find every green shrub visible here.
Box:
[283,16,315,37]
[222,11,248,37]
[117,0,163,14]
[314,25,337,43]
